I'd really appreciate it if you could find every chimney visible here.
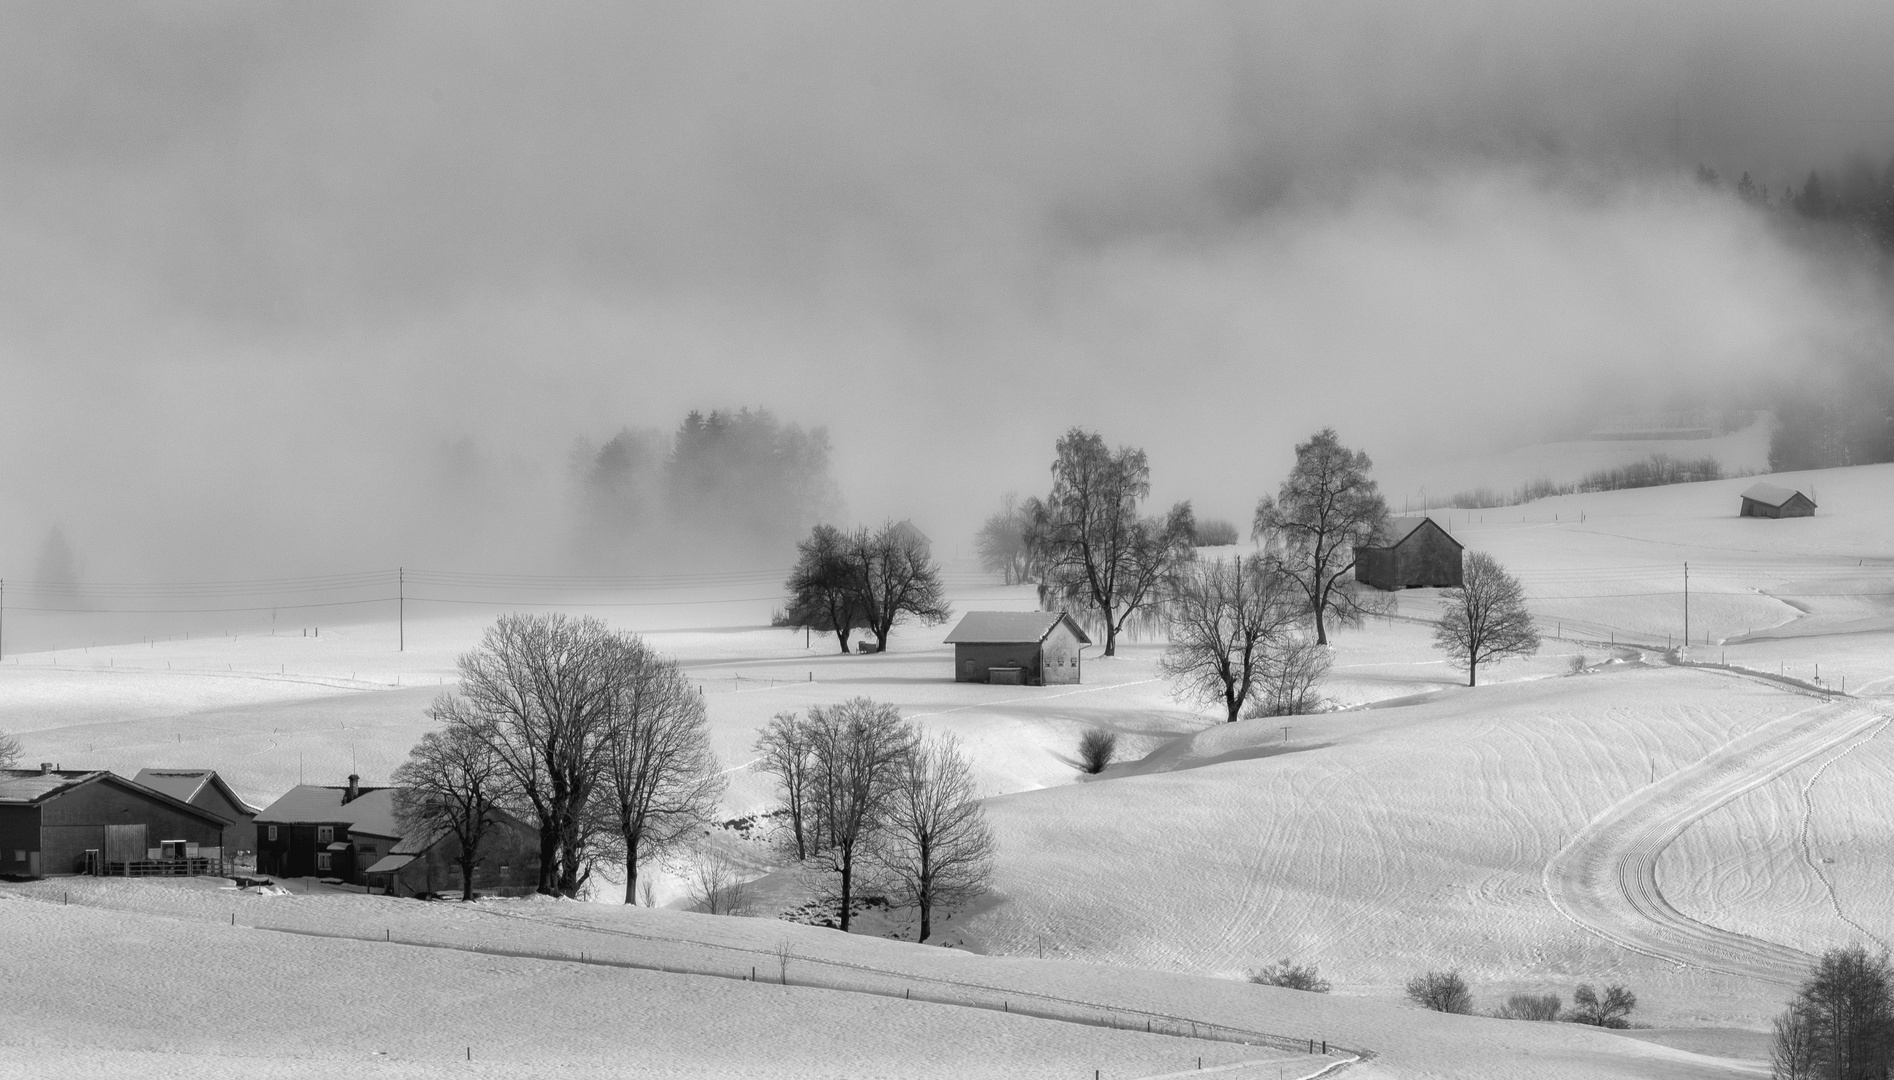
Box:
[39,762,53,775]
[344,773,360,804]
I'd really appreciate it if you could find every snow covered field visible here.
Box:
[7,463,1894,1076]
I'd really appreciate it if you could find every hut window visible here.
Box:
[316,853,332,872]
[316,826,334,844]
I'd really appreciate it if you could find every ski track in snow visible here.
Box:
[1544,697,1892,984]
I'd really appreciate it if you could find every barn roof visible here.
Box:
[1365,516,1463,551]
[1742,482,1813,508]
[255,784,401,838]
[364,853,417,875]
[944,610,1092,645]
[0,769,233,826]
[133,769,259,816]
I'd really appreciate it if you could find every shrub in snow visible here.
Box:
[1492,992,1561,1021]
[1405,970,1473,1014]
[1077,729,1117,774]
[1569,983,1636,1028]
[1248,960,1331,993]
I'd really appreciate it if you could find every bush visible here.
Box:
[1406,970,1473,1014]
[1194,518,1240,547]
[1248,960,1331,993]
[1570,984,1636,1028]
[1077,728,1118,774]
[1493,992,1561,1021]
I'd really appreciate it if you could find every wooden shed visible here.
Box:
[133,769,259,856]
[0,766,232,878]
[943,611,1090,685]
[1354,517,1465,591]
[1739,482,1816,518]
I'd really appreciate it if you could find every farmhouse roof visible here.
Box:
[0,769,233,826]
[1367,516,1464,551]
[1741,482,1812,508]
[944,611,1092,646]
[254,784,400,838]
[132,769,258,816]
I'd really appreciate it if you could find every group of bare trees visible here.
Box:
[780,521,951,654]
[392,613,725,900]
[752,698,993,942]
[1773,945,1894,1080]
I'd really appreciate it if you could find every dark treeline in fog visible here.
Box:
[1700,155,1894,472]
[570,408,841,571]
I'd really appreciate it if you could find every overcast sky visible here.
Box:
[6,1,1894,579]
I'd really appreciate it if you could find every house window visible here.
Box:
[316,826,334,844]
[316,853,332,872]
[267,825,278,842]
[12,850,22,863]
[358,843,376,856]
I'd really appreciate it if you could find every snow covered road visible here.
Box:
[1544,698,1891,983]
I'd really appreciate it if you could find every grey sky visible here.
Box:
[5,2,1894,577]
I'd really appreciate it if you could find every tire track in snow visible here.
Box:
[1543,699,1890,984]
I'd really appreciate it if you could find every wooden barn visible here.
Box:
[0,765,233,878]
[943,611,1090,685]
[133,769,259,856]
[1739,482,1816,518]
[363,808,542,899]
[1354,517,1465,591]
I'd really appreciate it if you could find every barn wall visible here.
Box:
[39,782,225,874]
[0,806,42,876]
[952,643,1043,684]
[193,787,257,853]
[1395,530,1464,588]
[1040,625,1083,684]
[1354,548,1397,590]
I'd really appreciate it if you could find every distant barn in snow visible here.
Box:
[1354,517,1464,591]
[943,611,1090,685]
[1739,482,1816,518]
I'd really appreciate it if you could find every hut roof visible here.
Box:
[944,611,1092,645]
[1742,482,1813,508]
[1366,517,1463,551]
[133,768,259,816]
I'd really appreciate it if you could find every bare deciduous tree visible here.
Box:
[596,639,726,905]
[1161,555,1304,723]
[877,732,994,943]
[781,524,866,654]
[1570,983,1638,1028]
[454,613,629,897]
[753,711,817,860]
[1037,428,1194,656]
[686,851,753,916]
[392,708,508,901]
[1253,428,1389,645]
[844,521,952,654]
[1433,552,1540,686]
[976,493,1040,585]
[1253,636,1332,718]
[1405,969,1473,1013]
[0,730,20,770]
[1775,946,1894,1079]
[805,697,912,932]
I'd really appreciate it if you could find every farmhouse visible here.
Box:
[0,765,233,878]
[362,808,541,899]
[944,611,1090,685]
[132,769,259,855]
[1739,482,1816,518]
[1354,517,1465,590]
[256,774,541,894]
[254,775,401,885]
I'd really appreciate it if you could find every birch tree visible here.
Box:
[805,697,912,932]
[1253,428,1389,645]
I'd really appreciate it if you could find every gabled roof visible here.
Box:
[0,769,233,827]
[364,853,417,875]
[132,769,259,817]
[254,784,400,838]
[944,611,1092,646]
[1364,516,1464,551]
[1742,482,1813,508]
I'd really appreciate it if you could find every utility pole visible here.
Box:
[1,577,5,661]
[1682,562,1689,658]
[398,566,405,653]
